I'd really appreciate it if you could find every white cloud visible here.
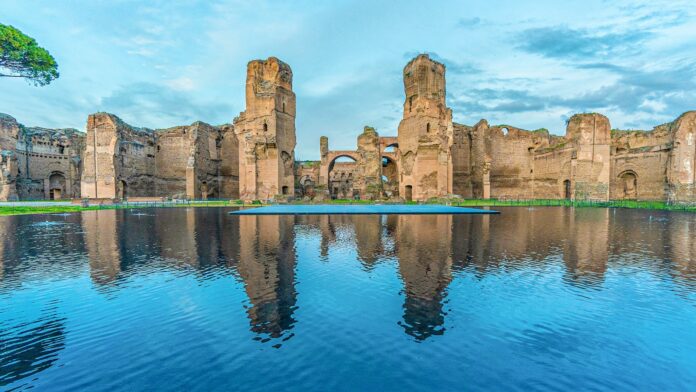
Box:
[165,77,196,92]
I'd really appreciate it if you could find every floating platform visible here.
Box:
[229,204,499,215]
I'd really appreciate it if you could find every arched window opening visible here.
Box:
[383,143,398,153]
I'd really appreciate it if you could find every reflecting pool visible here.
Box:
[1,207,696,391]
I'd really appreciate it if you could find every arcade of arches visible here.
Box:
[3,54,696,202]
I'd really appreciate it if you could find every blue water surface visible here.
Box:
[1,207,695,391]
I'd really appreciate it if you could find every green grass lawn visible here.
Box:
[0,205,94,216]
[1,198,694,216]
[449,199,696,211]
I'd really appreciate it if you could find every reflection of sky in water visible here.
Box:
[1,207,696,391]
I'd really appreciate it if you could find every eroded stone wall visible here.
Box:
[81,113,238,200]
[234,57,296,200]
[397,54,454,200]
[6,55,696,203]
[0,113,84,201]
[294,161,320,198]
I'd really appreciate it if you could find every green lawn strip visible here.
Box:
[0,201,258,216]
[2,199,695,216]
[451,199,696,211]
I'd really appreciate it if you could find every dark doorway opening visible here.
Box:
[563,180,571,200]
[405,185,413,202]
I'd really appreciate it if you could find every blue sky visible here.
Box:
[2,0,695,159]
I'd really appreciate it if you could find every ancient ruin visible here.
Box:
[1,113,84,200]
[80,112,238,200]
[297,54,696,203]
[234,57,296,200]
[1,54,695,202]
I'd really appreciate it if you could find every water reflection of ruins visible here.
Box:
[3,207,696,347]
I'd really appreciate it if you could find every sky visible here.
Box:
[2,0,695,159]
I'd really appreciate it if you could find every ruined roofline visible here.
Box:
[23,126,83,136]
[0,113,17,121]
[248,56,292,70]
[154,121,221,134]
[90,112,155,135]
[89,113,231,136]
[610,110,696,138]
[403,53,446,71]
[1,113,83,136]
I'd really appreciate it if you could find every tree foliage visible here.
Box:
[0,23,59,86]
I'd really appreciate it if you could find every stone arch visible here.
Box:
[295,175,316,198]
[384,143,398,153]
[48,171,66,200]
[117,179,128,199]
[617,170,638,200]
[326,153,358,199]
[382,155,399,197]
[200,181,209,200]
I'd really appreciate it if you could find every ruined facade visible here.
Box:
[301,54,696,203]
[397,54,454,201]
[81,113,238,200]
[0,113,84,201]
[234,57,296,200]
[3,54,696,203]
[449,111,695,202]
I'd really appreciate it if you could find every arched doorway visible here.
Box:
[618,171,637,200]
[200,181,208,200]
[48,172,66,200]
[563,180,571,200]
[405,185,413,202]
[328,155,358,199]
[382,156,399,197]
[117,180,127,200]
[297,176,315,197]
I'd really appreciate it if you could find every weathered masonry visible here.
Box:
[1,113,84,201]
[297,54,696,203]
[2,54,695,202]
[234,57,297,200]
[80,113,238,200]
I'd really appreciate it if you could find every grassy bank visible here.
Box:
[311,198,696,211]
[0,200,247,216]
[1,198,695,216]
[449,199,696,211]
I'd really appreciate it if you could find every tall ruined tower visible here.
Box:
[234,57,296,200]
[397,54,454,200]
[667,111,696,202]
[566,113,611,200]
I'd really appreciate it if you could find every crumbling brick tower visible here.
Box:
[566,113,611,200]
[234,57,296,200]
[397,54,454,201]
